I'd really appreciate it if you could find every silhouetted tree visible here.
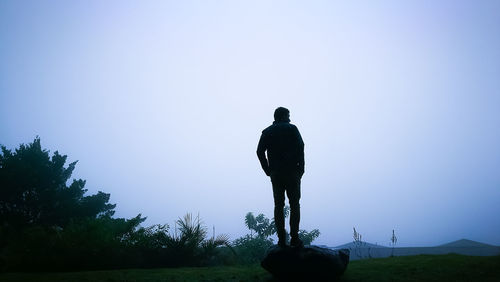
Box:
[0,137,116,229]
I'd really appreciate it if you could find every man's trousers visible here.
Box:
[271,173,301,241]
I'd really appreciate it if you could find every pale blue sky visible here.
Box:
[1,0,499,247]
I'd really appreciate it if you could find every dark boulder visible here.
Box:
[261,245,350,281]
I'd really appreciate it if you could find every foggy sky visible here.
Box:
[1,0,499,247]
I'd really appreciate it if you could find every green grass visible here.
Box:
[343,254,500,282]
[1,254,499,281]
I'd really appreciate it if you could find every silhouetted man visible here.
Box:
[257,107,305,248]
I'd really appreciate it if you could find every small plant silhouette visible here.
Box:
[390,229,398,257]
[352,227,365,258]
[351,227,372,258]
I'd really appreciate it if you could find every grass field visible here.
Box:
[1,254,499,281]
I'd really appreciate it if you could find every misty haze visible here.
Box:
[1,0,499,280]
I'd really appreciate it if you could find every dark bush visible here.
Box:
[0,138,229,271]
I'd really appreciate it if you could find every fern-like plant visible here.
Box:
[164,213,229,266]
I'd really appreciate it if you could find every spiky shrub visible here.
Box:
[164,213,229,267]
[201,233,233,265]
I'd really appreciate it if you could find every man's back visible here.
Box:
[257,121,304,176]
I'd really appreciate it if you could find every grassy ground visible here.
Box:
[1,254,499,281]
[342,254,500,282]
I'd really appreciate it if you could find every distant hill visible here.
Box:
[329,238,500,260]
[437,239,496,248]
[333,241,388,249]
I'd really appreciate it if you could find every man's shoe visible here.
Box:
[290,237,303,248]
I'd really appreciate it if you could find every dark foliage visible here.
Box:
[162,214,230,267]
[232,234,274,263]
[0,138,228,272]
[0,137,115,229]
[232,207,320,263]
[1,215,146,271]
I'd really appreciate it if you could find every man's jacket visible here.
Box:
[257,121,305,177]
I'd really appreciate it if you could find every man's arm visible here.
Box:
[295,127,305,175]
[257,133,271,176]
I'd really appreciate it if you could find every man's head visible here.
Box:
[274,107,290,122]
